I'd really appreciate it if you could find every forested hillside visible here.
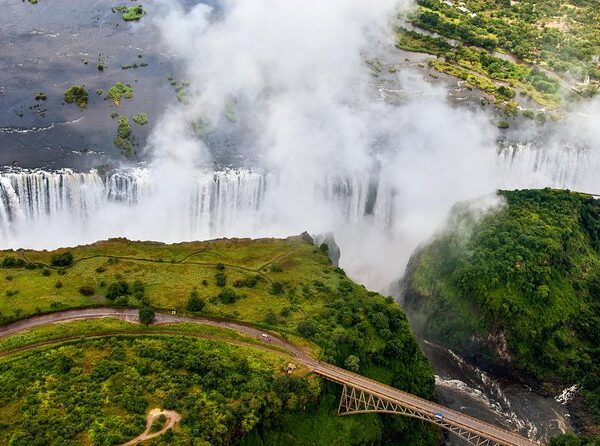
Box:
[406,189,600,439]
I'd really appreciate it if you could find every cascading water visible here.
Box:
[0,169,105,222]
[497,141,600,193]
[421,340,572,445]
[0,167,394,252]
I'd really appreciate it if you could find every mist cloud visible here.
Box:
[143,0,504,288]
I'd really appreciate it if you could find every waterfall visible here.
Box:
[0,169,105,223]
[497,142,600,193]
[0,167,395,249]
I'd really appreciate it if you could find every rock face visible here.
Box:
[403,189,600,437]
[312,232,341,266]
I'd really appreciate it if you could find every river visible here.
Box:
[419,339,573,445]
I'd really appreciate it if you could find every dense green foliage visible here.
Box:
[407,189,600,430]
[106,82,133,106]
[122,5,145,21]
[139,306,155,325]
[51,252,74,267]
[550,433,600,446]
[64,86,88,110]
[0,236,437,444]
[0,336,317,445]
[114,116,135,156]
[412,0,600,78]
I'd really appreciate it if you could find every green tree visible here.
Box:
[186,290,205,312]
[344,355,360,372]
[139,306,155,325]
[51,252,74,267]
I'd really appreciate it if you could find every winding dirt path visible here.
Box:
[119,409,181,446]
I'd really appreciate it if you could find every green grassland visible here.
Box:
[405,189,600,437]
[398,0,600,113]
[0,235,437,445]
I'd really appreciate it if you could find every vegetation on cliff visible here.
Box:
[406,189,600,435]
[0,236,436,445]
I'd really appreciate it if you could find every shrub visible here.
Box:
[51,252,74,267]
[122,5,145,21]
[344,355,360,372]
[5,275,13,281]
[1,257,26,268]
[280,307,292,317]
[79,286,95,296]
[201,279,209,286]
[264,311,279,325]
[186,290,205,312]
[5,290,19,297]
[139,306,155,325]
[42,269,51,277]
[117,116,132,139]
[106,82,133,106]
[313,280,329,293]
[95,266,106,273]
[131,280,145,296]
[234,275,260,288]
[55,281,63,289]
[270,263,283,272]
[337,280,354,296]
[215,271,226,287]
[106,281,129,300]
[132,113,148,125]
[270,281,285,295]
[115,296,130,307]
[218,288,239,304]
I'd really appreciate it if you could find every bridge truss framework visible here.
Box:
[337,384,504,446]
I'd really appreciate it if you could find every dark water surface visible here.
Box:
[0,0,182,169]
